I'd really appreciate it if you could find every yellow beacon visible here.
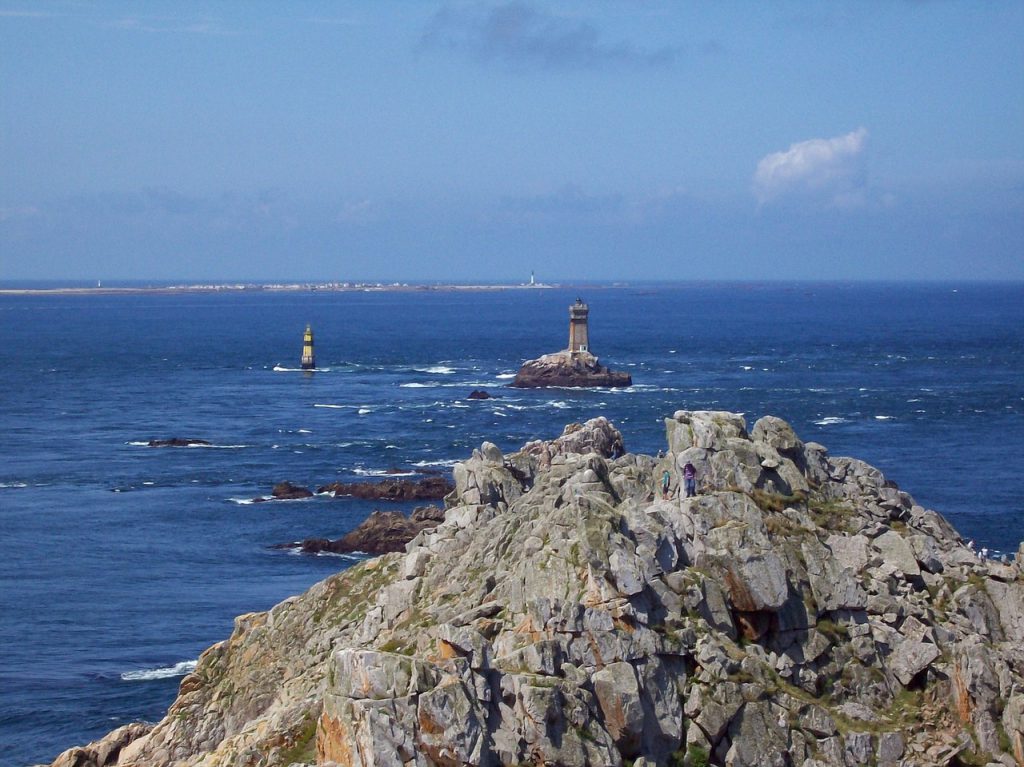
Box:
[300,324,316,370]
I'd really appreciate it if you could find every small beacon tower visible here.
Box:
[300,324,316,370]
[568,298,589,355]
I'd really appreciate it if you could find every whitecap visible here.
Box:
[314,403,349,409]
[353,468,416,477]
[126,441,150,446]
[495,373,516,379]
[0,481,28,488]
[414,366,456,374]
[229,497,257,505]
[874,415,894,420]
[273,365,330,372]
[357,408,372,415]
[400,382,435,388]
[740,365,754,371]
[412,459,459,468]
[315,551,368,560]
[546,401,571,409]
[121,660,197,681]
[814,417,847,426]
[297,429,312,434]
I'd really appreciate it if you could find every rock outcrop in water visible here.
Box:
[277,507,446,556]
[317,475,453,501]
[46,412,1024,767]
[510,350,632,388]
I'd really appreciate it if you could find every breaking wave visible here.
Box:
[352,468,417,477]
[121,660,197,681]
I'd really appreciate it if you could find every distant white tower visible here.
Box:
[530,271,536,286]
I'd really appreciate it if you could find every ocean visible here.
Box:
[1,282,1021,766]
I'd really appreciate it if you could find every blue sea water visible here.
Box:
[1,282,1022,766]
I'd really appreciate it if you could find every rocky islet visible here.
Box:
[46,412,1024,767]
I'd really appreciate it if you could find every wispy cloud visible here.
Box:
[306,16,360,27]
[0,205,40,222]
[422,1,677,70]
[753,128,869,207]
[493,185,624,223]
[104,16,247,36]
[0,9,59,18]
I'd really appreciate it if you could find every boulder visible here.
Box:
[467,389,493,399]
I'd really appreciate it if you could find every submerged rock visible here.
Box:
[467,389,493,399]
[146,437,211,447]
[510,349,632,388]
[49,412,1024,767]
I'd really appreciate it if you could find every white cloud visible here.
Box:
[753,127,868,207]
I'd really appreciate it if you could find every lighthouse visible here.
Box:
[568,298,589,354]
[300,324,316,370]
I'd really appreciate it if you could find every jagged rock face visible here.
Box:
[48,414,1024,767]
[510,350,632,388]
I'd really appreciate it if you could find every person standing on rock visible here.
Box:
[661,468,672,499]
[683,461,698,497]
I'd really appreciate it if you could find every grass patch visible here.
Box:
[807,497,855,531]
[748,488,808,513]
[815,618,849,642]
[278,711,318,764]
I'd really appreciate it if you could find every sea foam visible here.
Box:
[121,660,197,681]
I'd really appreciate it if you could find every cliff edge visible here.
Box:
[47,412,1024,767]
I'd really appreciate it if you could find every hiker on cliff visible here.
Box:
[661,469,672,499]
[683,461,698,497]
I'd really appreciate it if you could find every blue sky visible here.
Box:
[1,1,1022,282]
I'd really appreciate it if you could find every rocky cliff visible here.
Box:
[48,412,1024,767]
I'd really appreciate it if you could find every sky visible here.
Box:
[1,1,1022,283]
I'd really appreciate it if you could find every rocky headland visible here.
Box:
[511,350,632,388]
[46,412,1024,767]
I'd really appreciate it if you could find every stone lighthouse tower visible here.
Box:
[568,298,589,355]
[300,324,316,370]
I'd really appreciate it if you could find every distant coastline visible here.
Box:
[0,281,560,296]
